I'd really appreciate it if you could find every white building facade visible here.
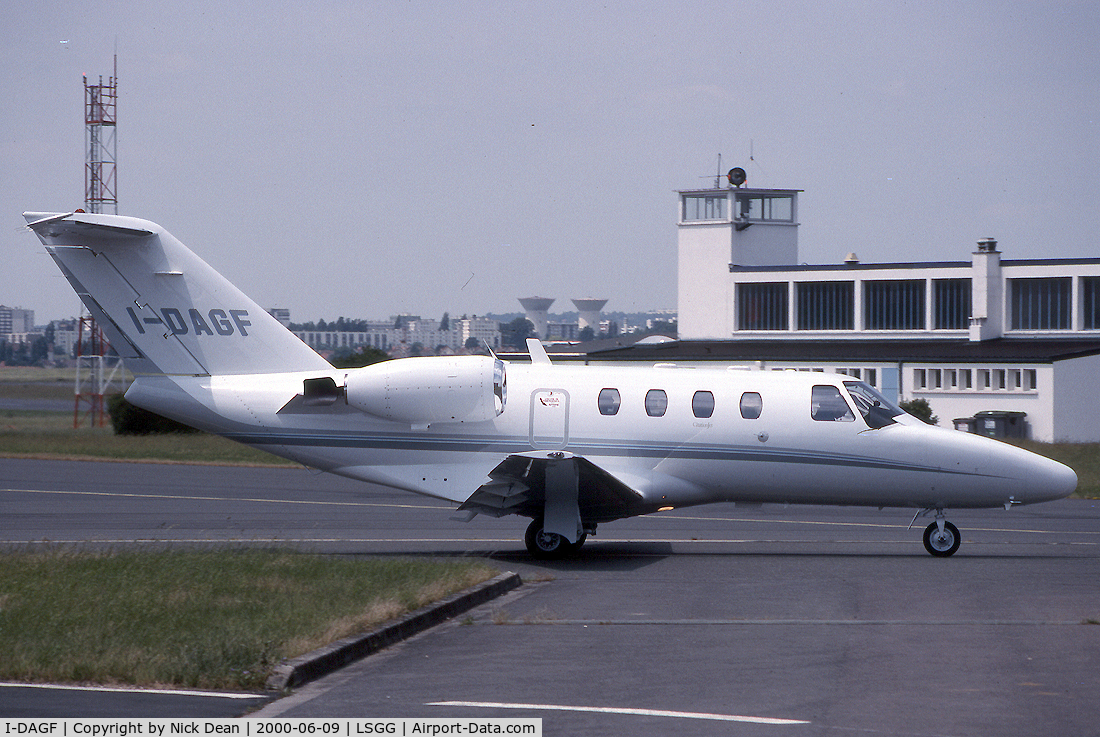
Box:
[634,181,1100,442]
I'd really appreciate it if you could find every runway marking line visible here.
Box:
[4,490,1095,548]
[0,681,265,699]
[652,512,1100,536]
[429,700,809,725]
[0,487,449,510]
[5,488,1091,538]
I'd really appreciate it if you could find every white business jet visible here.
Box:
[24,211,1078,558]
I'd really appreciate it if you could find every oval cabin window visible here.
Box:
[645,389,668,417]
[598,388,621,416]
[692,390,715,418]
[740,392,763,419]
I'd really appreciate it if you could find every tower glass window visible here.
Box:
[734,193,794,222]
[681,194,727,221]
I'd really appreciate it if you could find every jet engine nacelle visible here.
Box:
[344,355,506,426]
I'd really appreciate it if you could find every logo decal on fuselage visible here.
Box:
[126,307,251,337]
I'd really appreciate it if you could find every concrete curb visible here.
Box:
[266,571,522,691]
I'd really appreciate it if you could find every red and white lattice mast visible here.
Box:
[74,56,123,427]
[85,55,117,214]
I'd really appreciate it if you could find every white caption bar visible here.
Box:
[0,720,541,737]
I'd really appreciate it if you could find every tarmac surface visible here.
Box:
[1,458,1099,734]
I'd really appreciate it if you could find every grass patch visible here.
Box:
[0,410,294,466]
[0,549,497,691]
[0,367,80,383]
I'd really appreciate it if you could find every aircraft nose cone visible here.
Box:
[1015,450,1078,503]
[1043,457,1078,501]
[951,431,1078,505]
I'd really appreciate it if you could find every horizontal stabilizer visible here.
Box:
[25,212,155,239]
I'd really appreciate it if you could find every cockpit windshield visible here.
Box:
[843,381,904,429]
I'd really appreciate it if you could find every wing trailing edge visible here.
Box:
[460,452,649,523]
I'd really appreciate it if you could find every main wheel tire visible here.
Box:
[524,518,572,560]
[923,521,961,557]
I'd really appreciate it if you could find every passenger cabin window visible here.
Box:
[739,392,762,419]
[645,389,667,417]
[692,391,715,418]
[811,385,854,422]
[843,381,903,429]
[598,388,621,416]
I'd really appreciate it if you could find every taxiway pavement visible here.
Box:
[2,459,1099,734]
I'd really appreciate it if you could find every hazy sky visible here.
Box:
[4,1,1098,324]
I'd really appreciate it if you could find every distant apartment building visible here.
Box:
[267,308,291,327]
[292,315,501,356]
[50,318,80,357]
[0,305,35,342]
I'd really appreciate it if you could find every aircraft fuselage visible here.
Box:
[126,360,1075,515]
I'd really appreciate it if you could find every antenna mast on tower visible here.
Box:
[84,55,118,214]
[75,55,123,427]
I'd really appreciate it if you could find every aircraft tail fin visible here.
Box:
[24,211,331,377]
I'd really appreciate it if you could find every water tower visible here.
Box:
[518,296,555,339]
[571,298,608,334]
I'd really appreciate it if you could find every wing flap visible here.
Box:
[460,453,648,522]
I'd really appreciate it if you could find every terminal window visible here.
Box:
[933,278,971,330]
[1084,277,1100,329]
[738,282,788,330]
[1010,277,1071,330]
[864,279,925,330]
[797,281,854,330]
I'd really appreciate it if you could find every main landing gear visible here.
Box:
[912,509,961,557]
[524,517,589,560]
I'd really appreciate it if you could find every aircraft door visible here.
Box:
[530,388,569,449]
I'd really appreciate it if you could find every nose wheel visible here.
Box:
[922,520,961,557]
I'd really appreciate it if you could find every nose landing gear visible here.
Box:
[912,509,961,557]
[923,519,961,557]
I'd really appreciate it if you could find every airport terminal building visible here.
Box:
[596,177,1100,442]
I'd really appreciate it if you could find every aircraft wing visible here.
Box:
[459,452,648,523]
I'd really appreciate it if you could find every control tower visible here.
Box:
[571,298,608,334]
[518,296,555,339]
[677,167,800,339]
